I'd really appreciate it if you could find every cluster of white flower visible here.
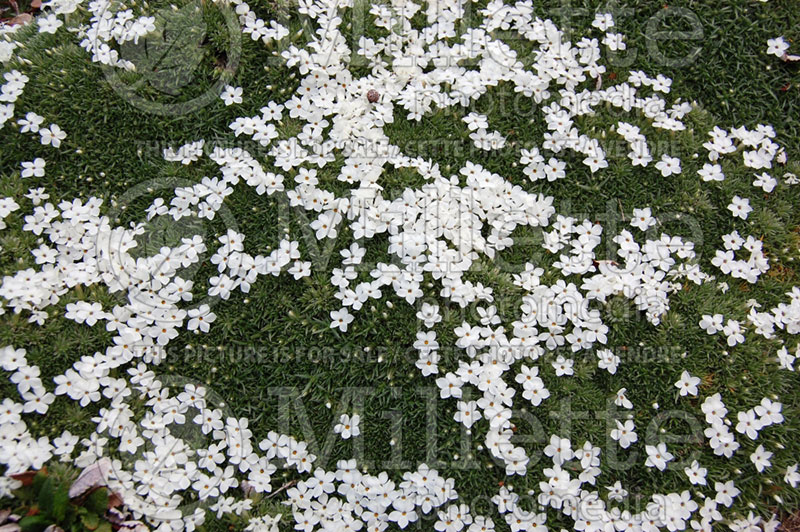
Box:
[0,23,22,63]
[238,2,289,42]
[0,347,55,472]
[710,230,769,283]
[1,0,800,529]
[484,441,761,532]
[78,1,155,68]
[77,0,287,70]
[151,145,286,221]
[229,105,281,147]
[208,230,305,298]
[0,196,20,231]
[615,122,652,167]
[283,462,465,531]
[699,314,745,347]
[0,70,27,129]
[1,73,66,147]
[698,285,800,357]
[163,140,206,165]
[701,125,781,226]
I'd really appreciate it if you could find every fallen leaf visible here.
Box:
[10,469,41,487]
[107,492,123,509]
[69,459,111,499]
[3,13,32,25]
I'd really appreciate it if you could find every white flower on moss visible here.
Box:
[655,155,681,177]
[674,370,700,397]
[727,196,752,219]
[750,445,772,472]
[766,37,789,58]
[785,464,800,488]
[221,85,243,105]
[39,124,66,148]
[644,442,674,471]
[611,419,637,449]
[330,308,354,332]
[333,414,360,439]
[38,13,64,34]
[684,460,707,485]
[20,158,45,178]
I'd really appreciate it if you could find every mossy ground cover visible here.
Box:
[1,0,800,530]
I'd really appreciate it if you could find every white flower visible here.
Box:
[543,435,574,465]
[288,260,311,279]
[722,319,745,346]
[727,196,752,219]
[766,37,789,58]
[21,158,46,178]
[454,400,478,428]
[614,388,633,409]
[630,207,655,230]
[188,305,216,333]
[750,445,772,472]
[644,442,673,470]
[221,85,243,105]
[18,112,44,133]
[436,372,463,399]
[39,124,66,148]
[785,464,800,488]
[596,348,619,374]
[755,397,783,425]
[416,351,440,376]
[551,355,573,376]
[463,112,488,131]
[22,387,55,414]
[38,13,64,34]
[701,393,728,424]
[333,414,361,439]
[606,481,627,501]
[417,302,442,328]
[753,172,776,193]
[735,409,763,440]
[674,370,700,397]
[414,330,438,353]
[655,155,681,177]
[699,314,724,334]
[52,431,79,460]
[715,480,740,507]
[602,33,626,51]
[610,419,637,449]
[684,460,707,485]
[245,514,281,532]
[330,308,354,332]
[592,13,614,31]
[698,163,724,182]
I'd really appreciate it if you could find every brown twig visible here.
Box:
[265,479,298,500]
